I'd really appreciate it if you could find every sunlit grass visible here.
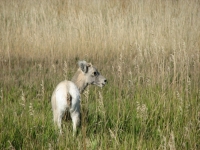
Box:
[0,0,200,149]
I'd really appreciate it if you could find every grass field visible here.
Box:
[0,0,200,149]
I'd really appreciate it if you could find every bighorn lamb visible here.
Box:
[51,60,107,135]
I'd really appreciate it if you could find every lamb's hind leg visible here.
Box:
[71,112,81,136]
[52,92,59,127]
[53,108,63,134]
[53,109,58,125]
[57,111,63,134]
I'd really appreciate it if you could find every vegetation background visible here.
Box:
[0,0,199,149]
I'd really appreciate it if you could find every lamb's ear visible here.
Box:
[78,61,88,73]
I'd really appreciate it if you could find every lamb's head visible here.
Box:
[78,60,107,88]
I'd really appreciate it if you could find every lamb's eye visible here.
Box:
[93,71,97,76]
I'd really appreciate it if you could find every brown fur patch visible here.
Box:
[67,92,72,107]
[62,93,72,121]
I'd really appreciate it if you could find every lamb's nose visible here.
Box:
[104,79,107,83]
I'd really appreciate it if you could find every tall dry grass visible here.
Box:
[1,0,199,58]
[0,0,200,149]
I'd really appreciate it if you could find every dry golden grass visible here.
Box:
[1,0,199,59]
[0,0,200,149]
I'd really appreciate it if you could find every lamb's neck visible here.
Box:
[71,69,88,93]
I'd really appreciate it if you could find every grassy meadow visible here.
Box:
[0,0,200,149]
